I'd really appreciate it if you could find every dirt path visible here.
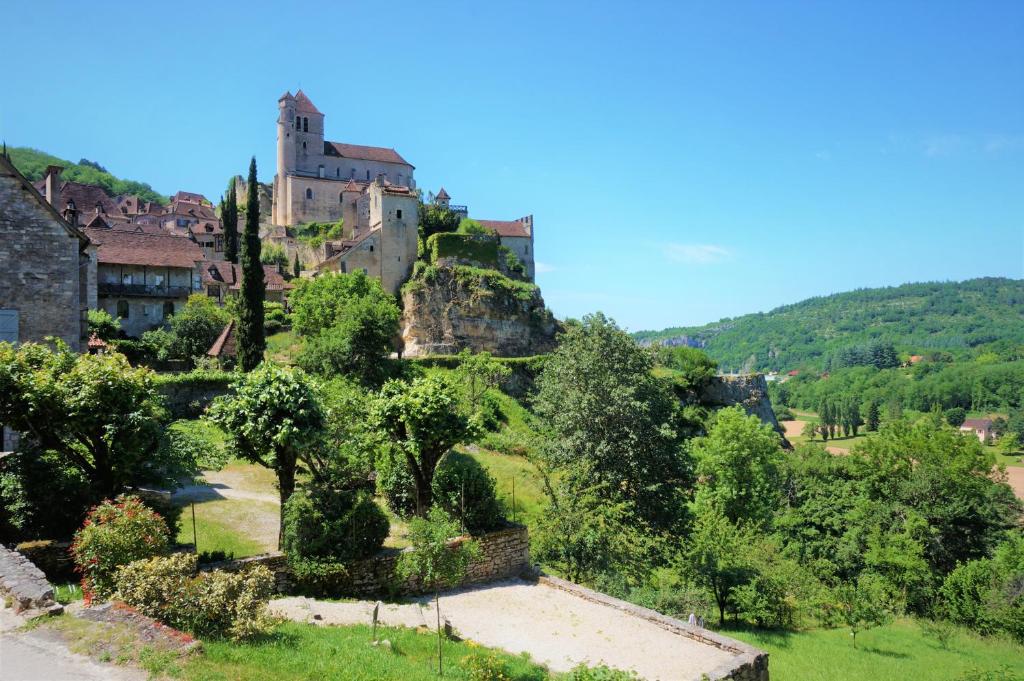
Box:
[1004,466,1024,501]
[173,465,279,505]
[272,579,737,680]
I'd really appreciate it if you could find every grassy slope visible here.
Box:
[726,619,1024,681]
[635,277,1024,371]
[8,146,168,205]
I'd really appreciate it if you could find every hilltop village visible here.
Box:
[0,89,549,355]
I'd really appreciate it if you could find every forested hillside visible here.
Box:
[636,278,1024,372]
[8,146,167,205]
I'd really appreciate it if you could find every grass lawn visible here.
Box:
[724,618,1024,681]
[266,330,301,365]
[466,446,548,528]
[175,498,275,557]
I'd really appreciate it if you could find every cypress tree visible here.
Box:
[237,157,265,372]
[292,252,301,279]
[223,179,239,263]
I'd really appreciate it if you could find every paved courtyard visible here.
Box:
[272,578,744,680]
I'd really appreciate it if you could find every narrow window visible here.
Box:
[117,300,129,318]
[369,245,374,252]
[295,115,300,129]
[336,168,340,178]
[318,164,325,178]
[366,170,370,180]
[303,117,308,132]
[306,188,313,200]
[339,192,344,203]
[163,301,175,318]
[303,141,307,151]
[350,168,355,178]
[396,209,403,219]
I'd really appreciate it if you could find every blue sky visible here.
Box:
[3,1,1022,331]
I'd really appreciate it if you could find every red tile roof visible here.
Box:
[436,187,450,200]
[207,320,236,358]
[202,262,292,291]
[342,179,365,193]
[173,191,210,206]
[294,89,322,115]
[85,224,205,268]
[477,219,531,238]
[33,179,120,216]
[961,419,993,430]
[325,141,411,167]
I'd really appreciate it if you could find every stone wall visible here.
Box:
[0,544,63,616]
[537,574,768,681]
[155,375,233,419]
[205,524,531,597]
[0,162,86,351]
[698,373,786,442]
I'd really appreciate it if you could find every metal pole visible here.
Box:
[191,502,198,554]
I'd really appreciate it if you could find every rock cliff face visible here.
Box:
[400,266,559,357]
[698,374,787,442]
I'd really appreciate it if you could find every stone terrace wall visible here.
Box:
[205,524,530,598]
[537,574,768,681]
[0,544,63,616]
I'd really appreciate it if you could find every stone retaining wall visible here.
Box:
[204,524,531,597]
[0,544,63,617]
[537,574,768,681]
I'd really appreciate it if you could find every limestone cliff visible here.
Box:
[698,373,788,443]
[400,265,559,357]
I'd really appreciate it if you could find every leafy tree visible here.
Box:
[945,407,968,427]
[86,309,120,341]
[996,432,1020,457]
[223,179,239,263]
[683,507,755,625]
[289,270,397,338]
[419,202,461,240]
[296,294,400,386]
[237,157,265,372]
[397,507,480,676]
[260,242,288,268]
[534,312,691,533]
[690,406,783,528]
[430,451,505,534]
[832,573,894,647]
[281,485,388,562]
[369,376,475,515]
[208,363,325,543]
[654,345,719,391]
[168,294,231,360]
[0,342,196,499]
[454,349,511,412]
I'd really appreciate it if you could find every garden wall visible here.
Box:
[204,524,530,597]
[0,544,63,616]
[154,372,233,419]
[537,574,769,681]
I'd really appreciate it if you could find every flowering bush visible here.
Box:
[115,552,274,640]
[70,495,170,602]
[464,651,514,681]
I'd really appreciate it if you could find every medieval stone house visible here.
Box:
[0,154,93,350]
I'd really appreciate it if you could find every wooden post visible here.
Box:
[191,502,198,554]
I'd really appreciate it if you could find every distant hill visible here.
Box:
[635,278,1024,372]
[7,146,167,205]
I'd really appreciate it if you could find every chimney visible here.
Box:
[44,165,64,207]
[63,200,78,228]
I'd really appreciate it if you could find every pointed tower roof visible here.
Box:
[343,179,362,192]
[436,187,451,200]
[294,89,321,115]
[278,90,294,102]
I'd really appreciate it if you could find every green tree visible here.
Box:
[296,294,400,386]
[289,270,397,337]
[86,309,120,341]
[866,400,881,432]
[397,507,480,676]
[168,294,231,360]
[684,507,755,625]
[223,179,239,264]
[237,157,265,371]
[260,242,288,268]
[534,312,691,532]
[369,376,475,515]
[208,363,325,544]
[833,573,894,648]
[690,406,783,528]
[292,252,301,279]
[454,349,511,412]
[0,342,197,499]
[419,202,461,240]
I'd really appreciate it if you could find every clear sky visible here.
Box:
[3,1,1022,331]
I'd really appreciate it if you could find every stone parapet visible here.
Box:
[0,544,63,617]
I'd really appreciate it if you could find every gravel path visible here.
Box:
[1005,466,1024,500]
[272,579,736,680]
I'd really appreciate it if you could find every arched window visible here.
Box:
[116,300,129,319]
[162,301,175,318]
[305,188,313,200]
[303,117,308,132]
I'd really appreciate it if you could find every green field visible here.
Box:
[175,498,274,558]
[725,619,1024,681]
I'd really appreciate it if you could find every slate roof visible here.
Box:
[33,179,120,216]
[324,141,412,167]
[85,224,205,268]
[477,219,531,238]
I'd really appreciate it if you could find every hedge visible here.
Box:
[427,232,500,268]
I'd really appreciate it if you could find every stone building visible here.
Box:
[315,176,419,295]
[0,156,92,350]
[83,220,205,337]
[202,261,293,305]
[271,90,415,228]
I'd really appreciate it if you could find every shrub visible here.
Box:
[431,452,505,534]
[114,552,274,640]
[478,428,535,458]
[463,651,514,681]
[478,392,505,432]
[565,665,640,680]
[282,486,389,562]
[70,495,170,602]
[0,446,94,542]
[289,558,350,598]
[169,295,231,361]
[376,447,418,516]
[774,406,795,421]
[941,558,1000,633]
[86,309,120,341]
[264,301,288,335]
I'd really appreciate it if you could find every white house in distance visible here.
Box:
[960,418,995,443]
